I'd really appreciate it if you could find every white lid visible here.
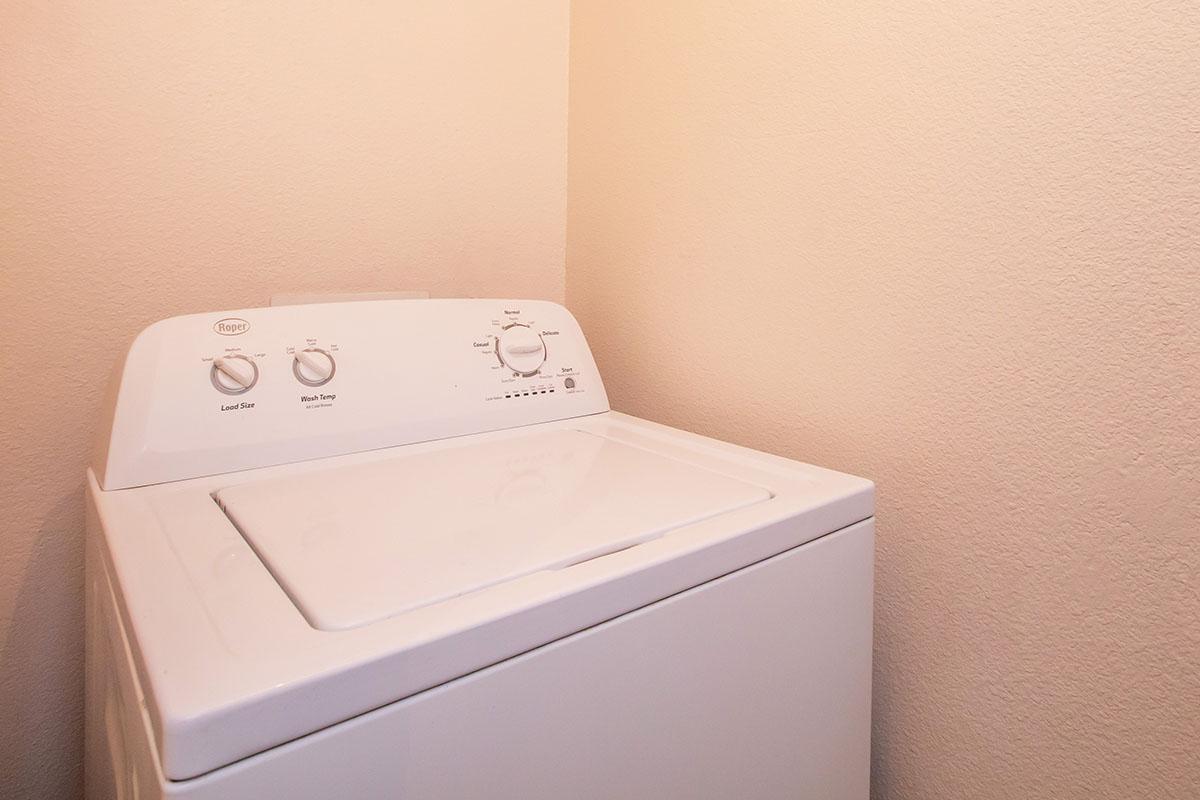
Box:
[216,429,772,631]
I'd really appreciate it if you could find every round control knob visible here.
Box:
[293,348,336,387]
[496,324,546,376]
[211,354,258,395]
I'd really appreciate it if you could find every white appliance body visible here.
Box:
[86,299,874,800]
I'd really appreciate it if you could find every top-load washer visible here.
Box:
[85,299,875,800]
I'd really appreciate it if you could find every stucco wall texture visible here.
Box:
[568,2,1199,799]
[0,2,568,797]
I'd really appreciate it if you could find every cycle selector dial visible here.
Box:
[211,354,259,395]
[496,324,546,376]
[293,348,336,387]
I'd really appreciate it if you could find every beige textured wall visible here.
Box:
[568,2,1199,798]
[0,2,568,797]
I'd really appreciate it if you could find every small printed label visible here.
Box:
[220,401,255,411]
[541,329,560,336]
[301,393,336,409]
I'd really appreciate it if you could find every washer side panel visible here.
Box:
[86,492,168,800]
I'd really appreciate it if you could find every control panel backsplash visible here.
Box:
[95,300,609,490]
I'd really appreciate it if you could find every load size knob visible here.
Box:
[496,324,546,376]
[293,348,336,387]
[211,354,258,395]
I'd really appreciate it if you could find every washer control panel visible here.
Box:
[96,299,608,489]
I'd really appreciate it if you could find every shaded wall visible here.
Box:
[567,2,1200,797]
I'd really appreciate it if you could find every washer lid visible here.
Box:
[215,429,772,631]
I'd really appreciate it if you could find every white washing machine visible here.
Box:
[85,299,874,799]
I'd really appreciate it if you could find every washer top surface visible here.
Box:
[91,412,873,782]
[217,429,771,631]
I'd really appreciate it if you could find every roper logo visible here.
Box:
[213,318,250,336]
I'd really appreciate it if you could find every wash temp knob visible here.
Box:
[293,348,336,387]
